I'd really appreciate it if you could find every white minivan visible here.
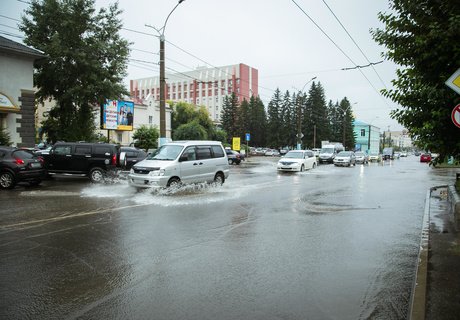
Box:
[128,141,230,189]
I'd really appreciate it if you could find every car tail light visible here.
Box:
[15,158,25,165]
[112,154,117,165]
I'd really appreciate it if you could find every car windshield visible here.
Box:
[147,145,183,161]
[321,148,334,153]
[338,151,352,156]
[355,152,365,156]
[284,151,304,159]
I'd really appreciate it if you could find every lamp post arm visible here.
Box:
[162,0,185,35]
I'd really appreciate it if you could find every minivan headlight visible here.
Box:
[149,169,165,176]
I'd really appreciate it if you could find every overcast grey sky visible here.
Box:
[1,0,403,131]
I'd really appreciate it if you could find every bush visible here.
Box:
[0,128,11,146]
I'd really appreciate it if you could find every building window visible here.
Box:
[361,129,366,137]
[149,116,153,124]
[117,133,122,142]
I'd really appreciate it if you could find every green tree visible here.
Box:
[305,82,330,149]
[338,98,356,150]
[266,89,283,148]
[0,127,11,146]
[248,96,266,147]
[372,0,460,161]
[173,121,208,140]
[172,102,216,140]
[21,0,130,143]
[220,93,240,143]
[132,125,159,151]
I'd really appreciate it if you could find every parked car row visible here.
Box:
[0,143,150,189]
[1,141,233,190]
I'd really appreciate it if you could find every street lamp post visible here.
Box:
[148,0,185,144]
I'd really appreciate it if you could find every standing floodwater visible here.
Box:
[0,157,457,319]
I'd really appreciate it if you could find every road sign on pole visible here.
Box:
[245,133,250,141]
[446,68,460,95]
[452,104,460,129]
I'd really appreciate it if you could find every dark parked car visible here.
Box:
[42,142,123,182]
[120,147,148,170]
[0,146,46,189]
[225,149,242,165]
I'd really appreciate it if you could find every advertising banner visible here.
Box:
[101,100,134,131]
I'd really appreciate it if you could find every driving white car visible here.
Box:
[277,150,317,172]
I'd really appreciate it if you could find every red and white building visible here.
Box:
[130,63,258,124]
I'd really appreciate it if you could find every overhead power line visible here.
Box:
[290,0,390,108]
[341,60,383,71]
[321,0,388,90]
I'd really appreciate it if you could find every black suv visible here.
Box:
[0,146,46,189]
[43,142,122,182]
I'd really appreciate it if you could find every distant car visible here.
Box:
[0,146,46,189]
[368,152,380,162]
[312,148,321,158]
[382,147,394,160]
[420,153,431,163]
[400,151,408,157]
[265,149,280,156]
[277,149,317,172]
[333,151,356,167]
[120,147,148,170]
[355,151,368,164]
[225,149,242,165]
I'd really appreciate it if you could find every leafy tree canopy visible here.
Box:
[372,0,460,161]
[132,125,159,151]
[173,121,208,141]
[21,0,130,142]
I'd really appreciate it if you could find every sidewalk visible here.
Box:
[410,186,460,319]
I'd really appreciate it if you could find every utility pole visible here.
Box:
[159,36,166,138]
[146,0,185,145]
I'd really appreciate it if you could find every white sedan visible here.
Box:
[277,150,317,172]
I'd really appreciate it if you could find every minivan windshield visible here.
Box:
[284,151,304,159]
[147,144,183,161]
[321,148,334,153]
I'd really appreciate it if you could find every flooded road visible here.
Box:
[1,156,457,319]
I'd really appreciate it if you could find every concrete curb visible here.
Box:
[409,185,460,319]
[409,188,432,320]
[448,185,460,231]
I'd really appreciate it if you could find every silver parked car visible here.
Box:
[355,151,369,164]
[333,151,356,167]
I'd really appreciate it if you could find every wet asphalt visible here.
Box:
[0,156,458,320]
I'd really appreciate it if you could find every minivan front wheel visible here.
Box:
[89,167,105,183]
[213,172,225,185]
[167,177,181,188]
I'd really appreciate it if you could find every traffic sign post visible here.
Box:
[452,104,460,129]
[446,68,460,95]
